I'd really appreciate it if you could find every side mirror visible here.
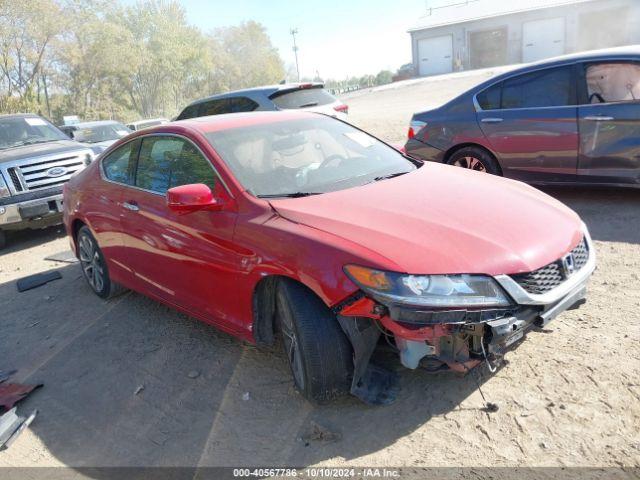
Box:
[166,183,223,213]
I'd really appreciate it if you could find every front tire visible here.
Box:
[276,279,353,403]
[448,146,500,175]
[77,226,126,299]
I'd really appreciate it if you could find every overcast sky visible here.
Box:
[162,0,583,79]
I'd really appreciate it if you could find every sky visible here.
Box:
[131,0,583,80]
[162,0,427,79]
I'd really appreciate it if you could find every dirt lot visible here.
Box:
[1,69,639,473]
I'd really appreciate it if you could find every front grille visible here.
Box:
[511,238,589,295]
[7,167,24,192]
[10,154,86,192]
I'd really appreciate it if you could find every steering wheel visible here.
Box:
[319,154,349,169]
[589,92,605,104]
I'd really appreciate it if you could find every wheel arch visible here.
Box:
[443,142,503,176]
[71,218,88,248]
[252,273,340,346]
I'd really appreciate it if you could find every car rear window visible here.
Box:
[270,87,336,109]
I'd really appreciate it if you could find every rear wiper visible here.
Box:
[258,192,322,198]
[298,102,319,108]
[373,171,410,182]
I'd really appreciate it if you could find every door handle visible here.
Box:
[481,117,503,123]
[584,115,614,121]
[122,201,139,212]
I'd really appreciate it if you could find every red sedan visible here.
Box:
[63,111,595,404]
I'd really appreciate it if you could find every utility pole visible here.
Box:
[290,28,300,82]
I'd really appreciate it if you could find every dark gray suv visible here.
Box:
[0,114,94,248]
[405,46,640,188]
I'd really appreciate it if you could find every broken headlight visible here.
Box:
[344,265,512,308]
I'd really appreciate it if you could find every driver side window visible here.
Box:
[584,62,640,104]
[135,136,217,194]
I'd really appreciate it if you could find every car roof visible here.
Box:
[128,118,168,126]
[0,113,43,120]
[475,45,640,90]
[184,82,325,108]
[143,110,319,136]
[65,120,123,129]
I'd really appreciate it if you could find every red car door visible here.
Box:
[118,134,241,331]
[91,138,142,286]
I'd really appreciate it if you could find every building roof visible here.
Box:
[409,0,599,32]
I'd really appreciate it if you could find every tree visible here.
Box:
[212,21,285,91]
[0,0,62,104]
[55,0,138,119]
[375,70,393,86]
[121,0,210,118]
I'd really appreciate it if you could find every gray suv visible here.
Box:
[0,114,94,248]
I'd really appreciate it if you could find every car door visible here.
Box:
[577,60,640,185]
[476,65,579,183]
[95,138,141,285]
[119,134,240,326]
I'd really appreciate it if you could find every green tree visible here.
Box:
[375,70,393,86]
[212,21,285,91]
[0,0,62,106]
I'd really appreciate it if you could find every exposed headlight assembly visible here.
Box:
[0,173,10,198]
[344,265,512,308]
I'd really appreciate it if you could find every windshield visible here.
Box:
[205,116,417,197]
[271,87,336,109]
[0,116,68,150]
[72,123,131,143]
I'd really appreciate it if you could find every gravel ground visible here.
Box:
[0,69,639,474]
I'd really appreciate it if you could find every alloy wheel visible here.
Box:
[79,234,105,293]
[453,156,486,172]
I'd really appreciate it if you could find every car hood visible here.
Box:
[269,163,584,276]
[0,140,88,164]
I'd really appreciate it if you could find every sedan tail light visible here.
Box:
[408,120,427,140]
[334,104,349,114]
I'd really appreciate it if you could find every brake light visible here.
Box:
[334,104,349,114]
[408,120,427,140]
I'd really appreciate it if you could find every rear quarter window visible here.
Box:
[476,83,502,110]
[271,87,336,109]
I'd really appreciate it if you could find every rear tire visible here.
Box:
[0,230,6,250]
[447,146,500,175]
[276,278,353,403]
[77,226,127,299]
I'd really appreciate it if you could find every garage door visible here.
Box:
[418,35,453,76]
[522,17,565,63]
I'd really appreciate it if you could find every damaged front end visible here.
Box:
[335,240,595,405]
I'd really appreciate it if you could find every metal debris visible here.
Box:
[0,382,43,411]
[0,408,37,450]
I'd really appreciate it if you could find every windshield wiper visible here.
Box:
[298,102,319,108]
[257,192,322,198]
[373,171,410,182]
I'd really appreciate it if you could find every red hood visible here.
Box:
[269,163,584,276]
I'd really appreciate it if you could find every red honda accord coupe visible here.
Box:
[63,111,595,404]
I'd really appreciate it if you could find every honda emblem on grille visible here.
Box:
[560,253,576,278]
[46,166,67,177]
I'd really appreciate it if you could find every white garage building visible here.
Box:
[409,0,640,77]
